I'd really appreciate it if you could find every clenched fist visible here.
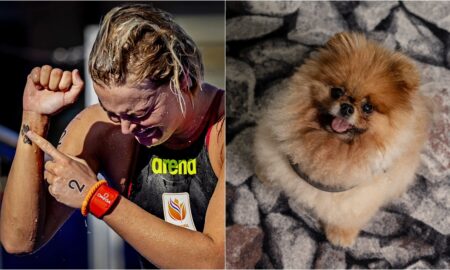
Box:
[23,65,84,115]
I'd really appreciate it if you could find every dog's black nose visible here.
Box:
[340,103,354,117]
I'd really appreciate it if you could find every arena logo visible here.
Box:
[151,157,197,175]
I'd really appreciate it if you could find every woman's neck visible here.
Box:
[164,84,218,149]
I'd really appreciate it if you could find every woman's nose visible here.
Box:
[120,119,137,135]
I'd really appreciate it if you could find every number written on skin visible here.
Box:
[68,179,85,193]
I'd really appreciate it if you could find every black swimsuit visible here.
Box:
[127,90,223,268]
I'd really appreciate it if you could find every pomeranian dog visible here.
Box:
[254,32,431,247]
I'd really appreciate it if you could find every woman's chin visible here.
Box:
[136,136,162,147]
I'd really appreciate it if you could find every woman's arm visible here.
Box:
[0,111,49,253]
[0,66,84,254]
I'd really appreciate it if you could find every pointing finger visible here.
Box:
[25,130,67,161]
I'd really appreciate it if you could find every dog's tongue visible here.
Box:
[331,117,352,133]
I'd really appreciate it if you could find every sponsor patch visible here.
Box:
[162,193,197,231]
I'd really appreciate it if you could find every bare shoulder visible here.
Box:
[58,104,136,189]
[58,104,117,157]
[60,104,112,133]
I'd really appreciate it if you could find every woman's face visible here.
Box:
[94,80,184,147]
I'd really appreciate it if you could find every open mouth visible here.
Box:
[318,112,367,136]
[331,116,354,133]
[134,126,162,144]
[135,126,157,136]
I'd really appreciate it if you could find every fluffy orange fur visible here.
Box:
[254,32,431,247]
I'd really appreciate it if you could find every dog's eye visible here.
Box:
[362,103,373,114]
[330,87,344,99]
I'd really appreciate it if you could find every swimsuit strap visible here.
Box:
[205,90,224,149]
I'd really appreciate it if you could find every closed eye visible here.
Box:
[121,106,154,122]
[99,99,155,123]
[98,100,121,123]
[107,112,121,123]
[134,108,152,120]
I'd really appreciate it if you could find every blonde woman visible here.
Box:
[0,4,224,268]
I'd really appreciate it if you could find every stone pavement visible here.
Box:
[226,1,450,268]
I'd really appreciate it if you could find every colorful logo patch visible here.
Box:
[168,198,186,221]
[162,193,197,231]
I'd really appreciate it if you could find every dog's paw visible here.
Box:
[324,224,359,247]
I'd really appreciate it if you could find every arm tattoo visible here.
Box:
[68,179,85,193]
[21,124,32,145]
[57,129,67,147]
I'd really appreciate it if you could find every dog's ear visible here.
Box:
[325,32,365,51]
[389,53,420,93]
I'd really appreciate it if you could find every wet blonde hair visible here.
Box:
[88,4,204,115]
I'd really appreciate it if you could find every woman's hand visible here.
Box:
[23,65,84,115]
[25,130,98,209]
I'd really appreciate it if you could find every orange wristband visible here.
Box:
[81,180,107,216]
[89,184,120,219]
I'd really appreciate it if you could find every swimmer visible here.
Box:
[0,4,224,268]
